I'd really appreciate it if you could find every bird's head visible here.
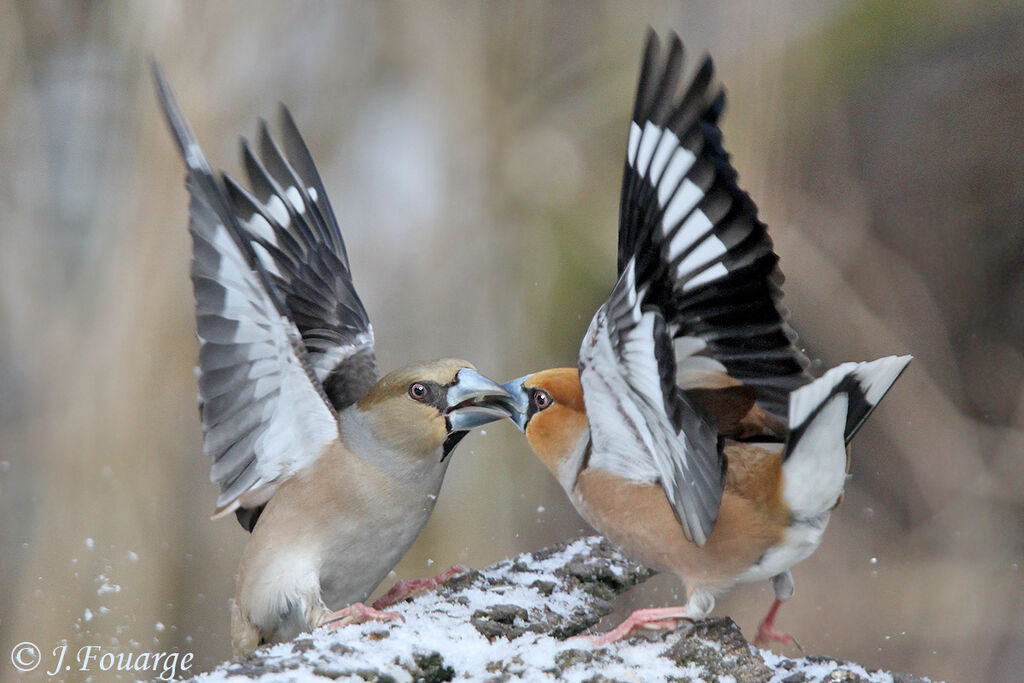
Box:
[356,359,514,462]
[500,368,589,477]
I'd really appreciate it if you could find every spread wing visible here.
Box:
[222,109,379,406]
[153,65,379,524]
[580,260,723,546]
[617,30,810,419]
[579,30,817,545]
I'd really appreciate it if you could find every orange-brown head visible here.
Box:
[502,368,590,479]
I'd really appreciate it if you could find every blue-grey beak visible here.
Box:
[445,368,518,432]
[500,376,532,432]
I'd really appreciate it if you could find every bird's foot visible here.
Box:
[318,602,403,630]
[753,599,802,651]
[372,564,470,609]
[753,623,801,650]
[575,606,692,646]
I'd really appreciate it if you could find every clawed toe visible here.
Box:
[754,625,803,652]
[372,564,470,609]
[575,607,693,646]
[753,597,802,651]
[319,602,404,630]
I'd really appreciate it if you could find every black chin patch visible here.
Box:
[441,430,468,461]
[235,504,265,532]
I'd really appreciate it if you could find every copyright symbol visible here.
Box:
[11,641,41,672]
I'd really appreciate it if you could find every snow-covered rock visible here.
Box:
[188,536,934,683]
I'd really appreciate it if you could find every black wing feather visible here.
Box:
[153,63,375,531]
[617,30,811,419]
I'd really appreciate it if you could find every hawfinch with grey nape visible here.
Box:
[500,30,911,648]
[153,66,513,656]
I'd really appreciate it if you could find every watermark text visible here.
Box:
[11,641,193,680]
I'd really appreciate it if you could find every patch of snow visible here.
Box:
[191,537,930,683]
[761,649,904,683]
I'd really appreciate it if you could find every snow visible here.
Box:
[190,537,934,683]
[96,574,122,595]
[761,650,909,683]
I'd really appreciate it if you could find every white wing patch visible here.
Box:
[661,179,703,234]
[580,309,662,485]
[626,119,728,292]
[581,300,722,545]
[265,194,291,228]
[627,121,642,167]
[610,263,666,413]
[659,146,696,198]
[285,186,305,213]
[618,312,667,414]
[649,129,680,183]
[254,317,340,482]
[244,212,278,246]
[195,216,338,512]
[154,69,366,520]
[675,235,726,281]
[635,121,661,173]
[667,210,712,261]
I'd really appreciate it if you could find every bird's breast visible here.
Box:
[234,439,445,633]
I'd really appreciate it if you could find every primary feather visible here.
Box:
[153,65,379,528]
[579,29,819,545]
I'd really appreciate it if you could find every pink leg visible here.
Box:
[575,606,692,646]
[318,602,403,630]
[753,598,802,650]
[372,564,469,610]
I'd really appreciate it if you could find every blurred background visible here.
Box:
[1,1,1022,681]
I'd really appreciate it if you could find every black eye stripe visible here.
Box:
[408,380,447,412]
[527,388,553,419]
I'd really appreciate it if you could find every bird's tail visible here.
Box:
[780,355,911,518]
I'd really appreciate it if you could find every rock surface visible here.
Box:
[188,536,935,682]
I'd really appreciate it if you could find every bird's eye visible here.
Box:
[409,382,430,402]
[532,389,553,411]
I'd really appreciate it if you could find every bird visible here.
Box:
[499,30,911,648]
[152,66,514,656]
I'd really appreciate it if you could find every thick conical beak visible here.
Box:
[445,368,518,432]
[499,376,531,432]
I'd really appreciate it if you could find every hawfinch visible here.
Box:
[153,68,513,656]
[501,31,911,647]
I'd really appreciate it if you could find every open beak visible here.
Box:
[499,376,531,432]
[445,368,519,432]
